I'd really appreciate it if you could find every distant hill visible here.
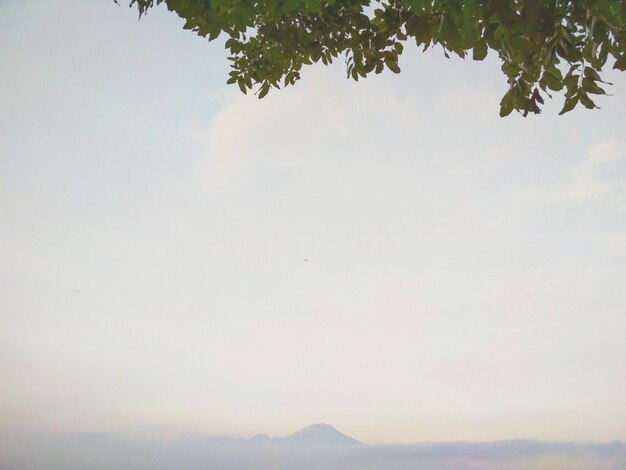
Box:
[280,423,361,446]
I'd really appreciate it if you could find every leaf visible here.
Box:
[545,67,563,82]
[563,74,579,94]
[613,55,626,71]
[499,91,514,117]
[209,27,220,41]
[583,67,605,83]
[283,0,299,12]
[578,90,597,109]
[543,73,563,91]
[582,78,606,95]
[237,78,247,94]
[473,39,488,61]
[386,60,401,73]
[494,24,508,44]
[258,83,270,99]
[559,95,579,115]
[130,0,626,117]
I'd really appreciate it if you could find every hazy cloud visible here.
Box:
[1,431,625,470]
[553,139,626,207]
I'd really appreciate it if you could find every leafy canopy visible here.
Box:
[120,0,625,116]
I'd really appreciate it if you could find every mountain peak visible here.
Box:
[282,423,361,446]
[301,423,335,431]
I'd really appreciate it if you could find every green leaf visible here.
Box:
[499,91,514,117]
[613,55,626,71]
[582,78,606,95]
[386,60,401,73]
[129,0,626,117]
[258,83,270,99]
[583,67,604,82]
[237,78,247,94]
[209,27,220,41]
[543,73,563,91]
[578,90,597,109]
[473,39,488,61]
[559,95,579,115]
[283,0,299,12]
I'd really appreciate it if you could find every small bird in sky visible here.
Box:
[304,258,308,262]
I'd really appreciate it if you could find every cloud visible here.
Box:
[601,233,626,259]
[190,52,519,196]
[192,65,428,192]
[550,139,626,208]
[2,431,625,470]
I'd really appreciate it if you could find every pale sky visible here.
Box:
[1,0,625,444]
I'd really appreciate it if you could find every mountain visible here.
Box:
[280,423,361,446]
[248,433,272,444]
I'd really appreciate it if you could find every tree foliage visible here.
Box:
[119,0,625,116]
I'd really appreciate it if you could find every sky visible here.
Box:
[1,0,625,445]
